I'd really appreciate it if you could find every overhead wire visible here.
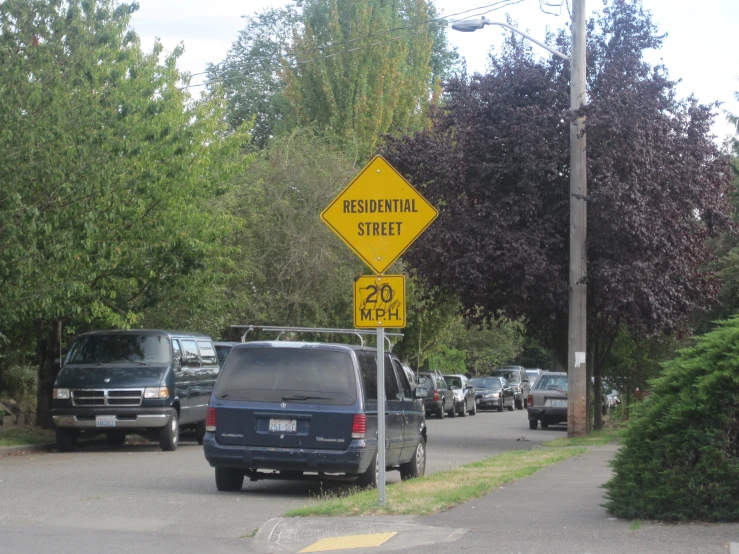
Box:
[180,0,525,90]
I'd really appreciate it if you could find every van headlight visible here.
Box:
[144,387,169,399]
[53,388,70,399]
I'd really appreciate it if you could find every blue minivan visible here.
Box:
[203,340,427,491]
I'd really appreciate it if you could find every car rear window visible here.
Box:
[470,377,503,390]
[493,371,522,383]
[214,347,358,405]
[534,375,568,392]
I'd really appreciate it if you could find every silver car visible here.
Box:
[527,371,568,429]
[443,374,477,417]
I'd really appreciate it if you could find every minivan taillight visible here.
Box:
[205,407,216,432]
[352,414,366,439]
[433,389,440,402]
[528,395,534,407]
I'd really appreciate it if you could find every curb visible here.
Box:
[0,443,55,456]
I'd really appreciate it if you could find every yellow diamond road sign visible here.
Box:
[321,155,438,275]
[354,275,405,328]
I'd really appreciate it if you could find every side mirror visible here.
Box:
[415,387,428,399]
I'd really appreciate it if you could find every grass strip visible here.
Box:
[540,426,625,448]
[0,427,55,447]
[285,446,587,517]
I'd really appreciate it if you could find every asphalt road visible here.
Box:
[0,408,565,553]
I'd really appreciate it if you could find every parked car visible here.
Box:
[525,368,545,386]
[489,366,531,409]
[51,330,219,451]
[203,341,428,491]
[417,371,455,418]
[527,371,568,429]
[214,341,240,368]
[470,376,515,412]
[443,374,477,417]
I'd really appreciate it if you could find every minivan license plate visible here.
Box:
[95,415,116,428]
[269,419,297,433]
[552,400,567,408]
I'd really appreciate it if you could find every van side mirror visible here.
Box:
[415,387,428,399]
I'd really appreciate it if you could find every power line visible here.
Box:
[181,0,524,91]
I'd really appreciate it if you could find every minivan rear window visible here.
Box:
[214,347,357,405]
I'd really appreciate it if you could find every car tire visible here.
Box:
[55,428,77,452]
[106,431,126,447]
[469,401,477,416]
[215,467,244,492]
[458,399,467,417]
[195,419,206,445]
[357,452,379,489]
[541,421,549,429]
[399,439,426,481]
[448,400,456,418]
[529,419,538,430]
[158,408,179,451]
[515,396,524,410]
[497,402,504,412]
[435,400,445,419]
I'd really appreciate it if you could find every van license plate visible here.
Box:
[95,415,116,428]
[269,419,297,433]
[552,400,567,408]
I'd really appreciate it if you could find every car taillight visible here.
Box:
[352,414,366,439]
[433,389,440,401]
[528,395,534,407]
[205,407,216,432]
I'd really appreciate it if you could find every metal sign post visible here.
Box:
[320,155,437,506]
[376,326,386,505]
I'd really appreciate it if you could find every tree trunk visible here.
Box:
[35,318,62,429]
[593,358,603,430]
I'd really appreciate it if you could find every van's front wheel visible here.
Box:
[158,408,179,451]
[399,440,426,480]
[55,429,77,452]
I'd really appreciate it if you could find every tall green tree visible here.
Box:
[0,0,247,426]
[210,0,458,156]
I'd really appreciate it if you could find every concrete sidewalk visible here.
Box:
[252,444,739,553]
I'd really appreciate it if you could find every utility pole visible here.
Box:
[567,0,588,437]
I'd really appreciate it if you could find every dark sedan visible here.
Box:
[470,377,515,412]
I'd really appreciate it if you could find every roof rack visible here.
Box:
[231,325,404,351]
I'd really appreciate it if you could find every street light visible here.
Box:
[451,4,589,437]
[450,17,570,61]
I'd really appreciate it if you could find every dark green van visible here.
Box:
[51,330,219,452]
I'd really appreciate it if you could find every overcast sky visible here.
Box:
[129,0,738,142]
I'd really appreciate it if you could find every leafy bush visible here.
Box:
[603,317,739,521]
[0,364,37,398]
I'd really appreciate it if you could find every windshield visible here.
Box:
[444,377,463,389]
[490,370,521,383]
[534,375,568,392]
[215,344,234,367]
[67,334,171,364]
[470,377,502,390]
[214,347,357,405]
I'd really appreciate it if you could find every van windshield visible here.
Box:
[214,347,357,405]
[67,334,171,364]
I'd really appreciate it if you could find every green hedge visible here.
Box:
[603,317,739,521]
